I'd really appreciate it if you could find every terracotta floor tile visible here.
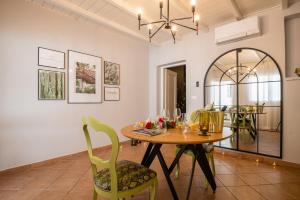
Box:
[238,173,270,185]
[215,165,234,174]
[0,144,299,200]
[258,172,300,184]
[217,174,247,186]
[273,183,300,199]
[0,189,42,200]
[46,177,79,191]
[0,176,33,190]
[252,184,296,200]
[33,190,67,200]
[227,186,265,200]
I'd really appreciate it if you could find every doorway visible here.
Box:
[158,64,186,118]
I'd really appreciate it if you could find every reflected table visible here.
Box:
[121,126,232,200]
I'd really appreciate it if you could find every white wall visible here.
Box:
[149,4,300,164]
[0,0,149,171]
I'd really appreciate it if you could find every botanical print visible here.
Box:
[76,62,96,94]
[68,50,102,104]
[39,70,64,100]
[104,61,120,85]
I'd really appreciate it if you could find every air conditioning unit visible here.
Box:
[215,16,261,44]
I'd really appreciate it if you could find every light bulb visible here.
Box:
[171,25,177,32]
[228,69,232,73]
[148,24,153,30]
[253,68,257,72]
[191,0,196,6]
[137,7,143,15]
[194,13,200,22]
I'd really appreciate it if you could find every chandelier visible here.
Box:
[137,0,200,43]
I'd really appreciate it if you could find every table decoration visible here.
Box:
[143,117,176,130]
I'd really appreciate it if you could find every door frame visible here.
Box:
[157,60,186,116]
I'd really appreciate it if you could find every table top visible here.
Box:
[121,125,233,144]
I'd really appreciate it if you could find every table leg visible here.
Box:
[186,155,196,200]
[168,145,187,174]
[193,144,216,192]
[141,143,154,165]
[143,143,162,167]
[140,143,179,200]
[157,150,179,200]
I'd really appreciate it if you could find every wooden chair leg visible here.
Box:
[174,148,180,179]
[149,179,158,200]
[93,189,97,200]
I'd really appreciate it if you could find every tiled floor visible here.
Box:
[0,143,300,200]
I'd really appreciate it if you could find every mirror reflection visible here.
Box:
[205,48,282,157]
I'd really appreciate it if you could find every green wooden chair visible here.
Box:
[229,106,254,142]
[82,116,158,200]
[174,111,215,188]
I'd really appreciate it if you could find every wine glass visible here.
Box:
[182,113,190,133]
[174,108,182,123]
[161,109,170,121]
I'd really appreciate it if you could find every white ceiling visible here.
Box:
[29,0,300,43]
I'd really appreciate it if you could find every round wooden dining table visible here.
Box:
[121,126,232,200]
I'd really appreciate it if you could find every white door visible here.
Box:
[163,69,177,119]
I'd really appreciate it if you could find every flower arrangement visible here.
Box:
[144,117,176,129]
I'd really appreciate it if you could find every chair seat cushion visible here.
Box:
[94,160,156,192]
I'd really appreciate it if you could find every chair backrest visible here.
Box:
[190,110,200,123]
[82,116,119,195]
[229,106,249,127]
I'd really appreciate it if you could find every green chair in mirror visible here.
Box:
[82,116,158,200]
[229,106,254,142]
[174,110,215,188]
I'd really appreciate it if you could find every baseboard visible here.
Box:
[214,147,300,168]
[0,140,131,175]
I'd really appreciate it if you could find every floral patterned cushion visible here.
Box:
[94,160,157,192]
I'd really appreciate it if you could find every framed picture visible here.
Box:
[38,47,65,69]
[38,69,65,100]
[68,50,102,104]
[104,87,120,101]
[104,61,120,85]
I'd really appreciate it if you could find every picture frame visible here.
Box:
[104,61,120,85]
[38,69,65,100]
[68,50,102,104]
[104,87,120,101]
[38,47,65,69]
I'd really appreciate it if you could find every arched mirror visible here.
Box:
[204,48,282,158]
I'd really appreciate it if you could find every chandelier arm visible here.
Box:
[171,22,197,31]
[150,22,166,39]
[170,29,176,44]
[161,14,168,21]
[140,20,166,27]
[170,17,193,22]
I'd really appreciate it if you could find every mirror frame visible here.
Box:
[204,48,283,158]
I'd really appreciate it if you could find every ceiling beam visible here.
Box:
[174,0,209,32]
[281,0,289,9]
[227,0,243,20]
[101,0,182,40]
[42,0,159,44]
